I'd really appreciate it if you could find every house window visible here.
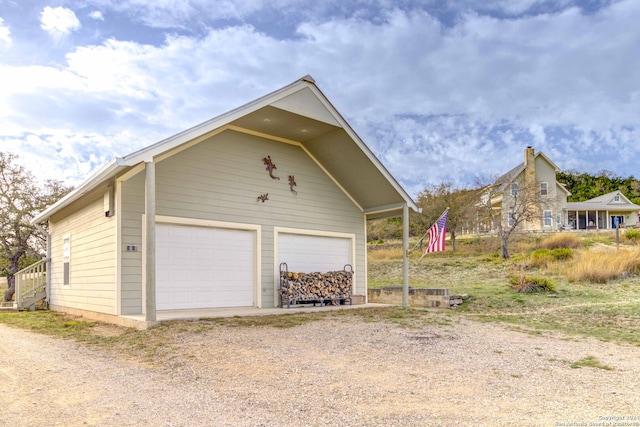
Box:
[511,183,518,196]
[508,211,517,227]
[540,182,548,196]
[543,210,552,227]
[614,195,620,202]
[63,235,70,287]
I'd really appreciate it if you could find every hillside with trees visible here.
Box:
[557,170,640,204]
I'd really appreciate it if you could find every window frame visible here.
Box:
[63,234,71,287]
[543,210,552,227]
[540,182,548,196]
[511,183,518,196]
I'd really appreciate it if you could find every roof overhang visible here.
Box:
[566,202,640,212]
[32,75,418,224]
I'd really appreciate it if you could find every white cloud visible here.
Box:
[89,11,105,21]
[0,17,11,46]
[40,6,82,36]
[3,1,640,190]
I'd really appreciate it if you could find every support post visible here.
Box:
[144,161,157,322]
[33,223,52,304]
[402,203,409,307]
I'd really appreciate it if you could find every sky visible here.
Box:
[0,0,638,197]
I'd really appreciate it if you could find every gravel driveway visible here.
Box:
[1,316,640,426]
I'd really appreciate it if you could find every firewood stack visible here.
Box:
[280,270,353,307]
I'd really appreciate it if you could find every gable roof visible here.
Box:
[493,150,568,194]
[566,190,640,212]
[33,75,418,224]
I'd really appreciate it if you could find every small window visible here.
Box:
[614,195,620,202]
[540,182,548,196]
[543,210,552,227]
[508,211,517,227]
[63,235,70,287]
[511,183,518,196]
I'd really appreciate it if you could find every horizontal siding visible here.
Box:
[119,173,145,315]
[154,130,366,306]
[49,189,117,314]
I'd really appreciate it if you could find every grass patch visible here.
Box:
[0,306,452,364]
[561,247,640,283]
[539,233,582,250]
[368,233,640,346]
[528,248,573,268]
[508,275,556,293]
[624,228,640,244]
[570,355,614,370]
[0,311,96,338]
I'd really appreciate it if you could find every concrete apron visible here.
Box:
[121,303,390,329]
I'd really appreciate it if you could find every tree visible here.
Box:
[0,152,73,301]
[557,170,640,202]
[414,182,479,252]
[476,174,547,259]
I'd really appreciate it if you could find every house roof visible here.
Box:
[566,190,640,212]
[32,75,419,224]
[493,150,569,195]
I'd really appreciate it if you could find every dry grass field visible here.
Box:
[368,231,640,345]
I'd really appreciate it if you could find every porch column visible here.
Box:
[402,203,409,307]
[144,161,157,322]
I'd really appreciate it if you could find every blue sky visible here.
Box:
[1,0,638,197]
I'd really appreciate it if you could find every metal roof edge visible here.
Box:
[122,76,315,165]
[303,83,419,213]
[31,75,420,221]
[31,158,126,224]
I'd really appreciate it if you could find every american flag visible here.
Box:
[421,209,449,257]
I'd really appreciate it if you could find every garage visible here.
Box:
[277,231,354,273]
[156,223,255,310]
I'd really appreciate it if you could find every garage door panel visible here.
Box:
[278,233,352,273]
[157,223,255,310]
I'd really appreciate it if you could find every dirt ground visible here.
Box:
[1,316,640,427]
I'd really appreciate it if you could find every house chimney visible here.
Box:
[524,146,535,185]
[524,146,534,166]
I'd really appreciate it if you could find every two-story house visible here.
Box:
[486,146,571,232]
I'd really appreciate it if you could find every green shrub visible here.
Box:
[529,249,552,267]
[509,275,557,293]
[624,229,640,244]
[550,247,573,260]
[528,247,573,268]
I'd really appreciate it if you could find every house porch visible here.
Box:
[566,210,626,230]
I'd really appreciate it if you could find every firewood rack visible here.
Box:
[279,263,353,308]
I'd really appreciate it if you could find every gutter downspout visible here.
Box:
[33,222,51,304]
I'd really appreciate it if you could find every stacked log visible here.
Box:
[280,270,353,306]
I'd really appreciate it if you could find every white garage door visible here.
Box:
[156,223,255,310]
[278,233,352,273]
